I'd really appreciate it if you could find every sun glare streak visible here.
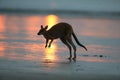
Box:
[0,15,6,57]
[0,15,6,39]
[0,15,5,33]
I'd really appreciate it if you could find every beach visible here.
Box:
[0,12,120,80]
[0,58,120,80]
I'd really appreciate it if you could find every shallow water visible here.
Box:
[0,13,120,63]
[0,13,120,80]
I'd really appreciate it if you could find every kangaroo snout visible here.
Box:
[37,33,40,35]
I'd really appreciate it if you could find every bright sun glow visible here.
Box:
[45,14,58,30]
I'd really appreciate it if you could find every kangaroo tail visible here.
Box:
[72,32,87,51]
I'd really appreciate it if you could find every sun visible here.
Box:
[45,14,58,30]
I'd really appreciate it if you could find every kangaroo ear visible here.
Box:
[45,25,48,30]
[41,25,43,29]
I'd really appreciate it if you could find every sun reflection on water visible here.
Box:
[0,14,59,62]
[44,44,57,62]
[0,14,119,63]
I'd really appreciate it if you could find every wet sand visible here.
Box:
[0,58,120,80]
[0,13,120,80]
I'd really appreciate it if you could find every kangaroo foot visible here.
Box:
[68,57,72,60]
[45,45,47,48]
[72,57,76,62]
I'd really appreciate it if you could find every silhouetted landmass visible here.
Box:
[0,8,120,18]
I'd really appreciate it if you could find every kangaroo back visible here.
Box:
[72,32,87,51]
[47,22,72,39]
[38,22,87,60]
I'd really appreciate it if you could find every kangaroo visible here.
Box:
[37,22,87,60]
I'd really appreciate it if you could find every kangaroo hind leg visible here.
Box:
[60,38,72,60]
[67,37,76,61]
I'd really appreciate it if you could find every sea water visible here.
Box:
[0,13,120,63]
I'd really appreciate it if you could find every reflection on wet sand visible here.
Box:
[79,18,120,38]
[0,15,6,33]
[0,15,6,57]
[44,44,57,62]
[0,14,59,62]
[0,15,6,39]
[0,43,5,57]
[0,14,120,63]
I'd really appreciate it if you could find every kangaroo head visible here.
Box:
[37,25,48,35]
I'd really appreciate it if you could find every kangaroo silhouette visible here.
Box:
[37,22,87,60]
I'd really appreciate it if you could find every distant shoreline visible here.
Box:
[0,8,120,19]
